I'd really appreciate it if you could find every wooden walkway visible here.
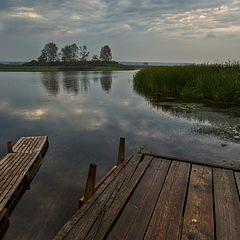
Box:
[0,136,48,239]
[54,153,240,240]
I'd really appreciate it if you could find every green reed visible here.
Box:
[133,62,240,104]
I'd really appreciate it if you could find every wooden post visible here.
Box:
[83,163,96,204]
[117,137,125,165]
[79,164,117,209]
[7,141,13,153]
[24,173,31,190]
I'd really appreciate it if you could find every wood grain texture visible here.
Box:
[64,155,151,240]
[144,161,191,240]
[213,168,240,240]
[0,153,36,198]
[84,163,97,203]
[53,154,141,240]
[54,155,240,240]
[107,158,171,240]
[181,164,214,240]
[234,171,240,197]
[0,152,40,207]
[84,155,153,240]
[13,136,48,153]
[0,136,48,239]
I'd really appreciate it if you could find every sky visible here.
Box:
[0,0,240,62]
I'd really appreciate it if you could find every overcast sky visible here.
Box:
[0,0,240,62]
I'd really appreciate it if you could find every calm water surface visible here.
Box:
[0,71,240,240]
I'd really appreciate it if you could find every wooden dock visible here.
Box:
[54,152,240,240]
[0,136,48,239]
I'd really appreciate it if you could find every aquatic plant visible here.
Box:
[133,61,240,104]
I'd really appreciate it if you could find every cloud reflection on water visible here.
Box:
[1,71,240,240]
[13,108,49,120]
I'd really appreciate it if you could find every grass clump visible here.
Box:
[133,61,240,104]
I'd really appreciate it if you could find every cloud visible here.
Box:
[147,3,240,38]
[1,0,240,38]
[0,0,240,61]
[8,7,43,19]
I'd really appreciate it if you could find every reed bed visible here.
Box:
[133,62,240,104]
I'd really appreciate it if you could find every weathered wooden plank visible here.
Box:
[22,137,39,154]
[0,153,34,188]
[234,171,240,198]
[35,137,47,152]
[29,136,46,153]
[23,137,38,153]
[0,152,39,206]
[53,154,140,240]
[0,154,16,177]
[181,165,214,240]
[107,158,171,240]
[214,168,240,240]
[13,136,48,153]
[0,153,37,202]
[0,136,48,191]
[4,153,39,187]
[14,137,31,153]
[144,161,191,240]
[0,153,30,189]
[146,153,240,171]
[0,135,48,239]
[83,155,153,240]
[62,154,150,240]
[11,137,27,152]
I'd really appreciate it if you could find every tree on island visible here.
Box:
[38,42,58,63]
[36,43,115,64]
[100,45,112,62]
[61,44,79,63]
[91,54,99,62]
[79,45,90,61]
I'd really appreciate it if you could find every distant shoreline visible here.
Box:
[0,63,142,72]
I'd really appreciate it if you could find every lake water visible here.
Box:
[1,71,240,240]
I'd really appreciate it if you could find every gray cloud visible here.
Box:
[0,0,240,61]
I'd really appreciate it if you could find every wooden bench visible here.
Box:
[0,136,48,239]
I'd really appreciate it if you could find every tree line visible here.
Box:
[37,42,113,64]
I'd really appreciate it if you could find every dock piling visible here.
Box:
[117,137,125,165]
[79,137,125,208]
[83,163,97,204]
[7,141,13,153]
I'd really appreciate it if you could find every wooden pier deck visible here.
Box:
[54,153,240,240]
[0,136,48,239]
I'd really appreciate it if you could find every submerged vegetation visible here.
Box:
[133,62,240,104]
